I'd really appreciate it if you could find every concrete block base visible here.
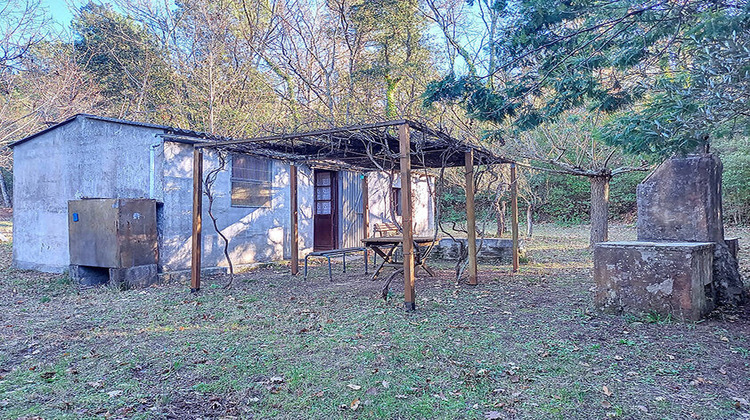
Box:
[70,264,158,289]
[109,264,158,290]
[726,237,739,260]
[69,265,110,287]
[594,241,715,321]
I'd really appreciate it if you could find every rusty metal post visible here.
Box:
[465,149,478,285]
[290,164,299,275]
[190,148,203,292]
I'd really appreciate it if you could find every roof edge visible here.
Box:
[8,114,236,148]
[8,114,80,148]
[8,114,174,148]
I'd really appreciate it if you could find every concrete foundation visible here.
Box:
[594,241,715,321]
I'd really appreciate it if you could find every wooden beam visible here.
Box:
[465,149,478,285]
[362,174,369,238]
[510,163,519,272]
[399,124,416,311]
[190,148,203,292]
[290,164,299,275]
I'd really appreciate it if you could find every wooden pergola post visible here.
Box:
[399,123,416,311]
[465,149,478,285]
[190,148,203,292]
[290,164,299,275]
[510,162,519,272]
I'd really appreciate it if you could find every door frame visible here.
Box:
[313,169,338,251]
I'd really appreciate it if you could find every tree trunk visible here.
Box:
[526,202,533,237]
[589,176,610,247]
[0,169,10,207]
[385,74,401,119]
[495,199,506,237]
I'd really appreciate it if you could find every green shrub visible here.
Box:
[716,137,750,225]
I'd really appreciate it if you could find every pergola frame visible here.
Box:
[189,120,518,311]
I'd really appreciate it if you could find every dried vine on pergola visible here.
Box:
[186,119,516,310]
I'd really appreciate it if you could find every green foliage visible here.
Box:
[644,311,673,324]
[424,73,518,125]
[608,171,646,219]
[531,174,591,225]
[524,170,643,224]
[425,0,750,156]
[349,0,430,118]
[439,186,498,225]
[716,137,750,225]
[439,168,643,228]
[439,186,467,223]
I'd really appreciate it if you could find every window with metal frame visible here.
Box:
[231,154,272,207]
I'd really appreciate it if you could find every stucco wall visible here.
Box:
[12,116,163,272]
[12,116,435,274]
[159,143,316,272]
[367,172,435,236]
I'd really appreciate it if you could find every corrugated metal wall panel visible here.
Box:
[338,171,364,248]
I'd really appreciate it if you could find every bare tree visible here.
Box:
[0,1,103,207]
[508,112,649,246]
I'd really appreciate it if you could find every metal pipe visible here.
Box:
[149,141,161,199]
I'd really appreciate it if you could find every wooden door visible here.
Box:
[314,170,338,250]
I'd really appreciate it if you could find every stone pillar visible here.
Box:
[635,154,745,306]
[594,153,745,320]
[636,154,724,243]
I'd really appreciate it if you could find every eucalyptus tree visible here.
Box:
[347,0,434,119]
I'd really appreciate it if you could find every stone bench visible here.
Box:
[594,241,715,321]
[433,237,521,264]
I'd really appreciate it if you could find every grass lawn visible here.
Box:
[0,224,749,419]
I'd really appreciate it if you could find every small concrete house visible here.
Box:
[11,114,435,277]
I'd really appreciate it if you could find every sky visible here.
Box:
[39,0,78,31]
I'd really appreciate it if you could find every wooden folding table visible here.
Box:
[362,235,438,280]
